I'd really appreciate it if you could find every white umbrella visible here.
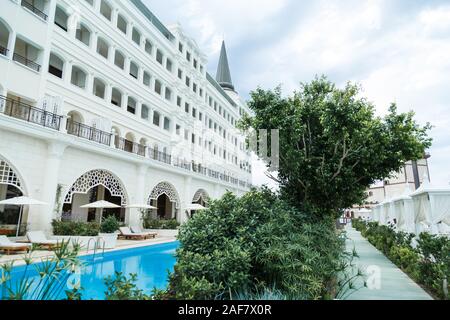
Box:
[80,200,121,209]
[125,204,157,210]
[0,196,48,237]
[186,204,206,211]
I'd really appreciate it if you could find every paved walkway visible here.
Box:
[344,226,433,300]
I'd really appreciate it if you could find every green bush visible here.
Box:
[144,218,180,230]
[52,219,100,236]
[100,216,120,234]
[104,272,151,300]
[165,188,347,300]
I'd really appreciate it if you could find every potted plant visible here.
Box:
[99,216,120,249]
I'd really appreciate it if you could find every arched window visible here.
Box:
[153,111,160,126]
[156,49,163,65]
[163,117,171,131]
[129,61,139,79]
[67,110,84,124]
[76,23,91,46]
[0,20,10,56]
[93,78,106,99]
[117,14,127,34]
[145,40,152,55]
[127,97,136,114]
[165,87,172,101]
[111,88,122,107]
[100,0,112,21]
[114,50,125,69]
[154,80,162,95]
[54,6,68,31]
[48,52,64,78]
[141,104,149,120]
[143,71,151,87]
[132,27,141,45]
[71,66,87,89]
[96,37,109,59]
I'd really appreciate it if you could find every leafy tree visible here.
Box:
[241,77,432,218]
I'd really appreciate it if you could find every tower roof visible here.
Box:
[216,41,235,91]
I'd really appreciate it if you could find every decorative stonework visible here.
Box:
[0,159,22,191]
[64,169,128,205]
[193,189,210,203]
[149,182,180,209]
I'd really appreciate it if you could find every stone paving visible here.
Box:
[344,226,433,300]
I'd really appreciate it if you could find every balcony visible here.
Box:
[66,121,112,146]
[0,95,62,130]
[21,0,48,21]
[13,53,41,72]
[148,147,172,165]
[116,137,146,156]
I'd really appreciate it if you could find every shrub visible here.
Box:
[165,188,347,300]
[52,220,100,236]
[144,218,180,230]
[100,216,120,234]
[104,272,151,300]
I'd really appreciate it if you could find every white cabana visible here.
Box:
[387,200,398,227]
[411,177,450,235]
[372,205,381,223]
[379,199,391,226]
[0,196,48,237]
[392,184,415,234]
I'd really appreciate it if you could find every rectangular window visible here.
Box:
[177,96,182,107]
[185,103,190,113]
[178,69,182,79]
[156,49,164,65]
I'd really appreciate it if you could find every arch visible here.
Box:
[48,52,64,78]
[0,17,11,54]
[75,22,91,46]
[64,169,128,206]
[67,110,84,124]
[71,65,87,89]
[93,77,106,99]
[148,182,180,209]
[96,36,110,59]
[192,189,210,204]
[125,132,135,142]
[0,156,25,193]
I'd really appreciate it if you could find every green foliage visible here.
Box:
[52,219,100,236]
[104,272,151,300]
[241,77,432,218]
[143,218,180,230]
[354,219,450,299]
[165,189,350,300]
[0,241,84,300]
[100,216,120,234]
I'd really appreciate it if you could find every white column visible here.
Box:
[136,100,142,119]
[90,32,98,51]
[110,127,117,148]
[128,165,147,227]
[7,30,16,60]
[105,83,112,104]
[64,60,73,84]
[121,93,128,111]
[86,73,94,94]
[181,176,192,224]
[31,142,67,234]
[108,45,116,63]
[124,56,131,75]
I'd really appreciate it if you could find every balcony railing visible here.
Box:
[116,137,146,156]
[0,46,8,57]
[0,95,62,130]
[21,0,48,21]
[13,53,41,72]
[67,121,112,146]
[148,147,172,165]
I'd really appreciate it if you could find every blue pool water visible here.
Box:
[3,241,179,300]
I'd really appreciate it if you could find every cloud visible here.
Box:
[144,0,450,186]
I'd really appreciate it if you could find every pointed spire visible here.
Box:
[216,41,235,91]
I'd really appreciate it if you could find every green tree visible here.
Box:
[241,77,432,218]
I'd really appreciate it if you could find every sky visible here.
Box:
[144,0,450,187]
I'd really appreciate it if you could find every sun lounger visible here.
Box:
[26,231,60,250]
[0,235,32,255]
[130,226,157,239]
[119,227,150,240]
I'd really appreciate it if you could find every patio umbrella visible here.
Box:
[80,200,121,223]
[0,196,48,237]
[186,204,206,211]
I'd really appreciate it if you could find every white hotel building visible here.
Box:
[0,0,253,234]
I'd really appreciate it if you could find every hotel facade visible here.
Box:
[0,0,253,234]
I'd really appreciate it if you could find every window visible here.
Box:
[141,104,149,120]
[193,59,198,69]
[184,130,189,140]
[192,108,197,118]
[93,78,106,99]
[48,53,63,78]
[185,103,190,113]
[96,37,109,59]
[186,51,191,62]
[129,61,139,79]
[199,112,203,121]
[153,111,160,126]
[163,117,170,131]
[13,38,41,71]
[166,58,172,72]
[154,80,162,95]
[176,125,181,135]
[177,69,182,79]
[100,0,112,21]
[156,49,163,65]
[193,83,197,93]
[185,76,190,87]
[178,42,183,53]
[127,97,136,114]
[117,14,127,34]
[165,87,172,101]
[145,40,152,55]
[76,23,91,46]
[111,88,122,107]
[132,28,141,45]
[176,96,182,107]
[54,6,68,31]
[143,71,151,87]
[70,66,87,88]
[114,51,125,69]
[191,134,195,144]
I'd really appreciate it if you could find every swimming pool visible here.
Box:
[3,241,179,300]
